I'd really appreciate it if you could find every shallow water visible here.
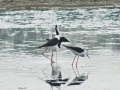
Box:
[0,8,120,90]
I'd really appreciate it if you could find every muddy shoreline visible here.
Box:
[0,1,120,10]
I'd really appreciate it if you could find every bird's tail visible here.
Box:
[62,45,67,47]
[46,38,50,41]
[62,45,70,49]
[36,45,43,48]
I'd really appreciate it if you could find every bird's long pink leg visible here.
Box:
[72,65,77,77]
[72,55,76,67]
[76,56,79,68]
[56,51,57,62]
[51,50,53,65]
[72,55,79,77]
[41,48,51,60]
[76,56,80,76]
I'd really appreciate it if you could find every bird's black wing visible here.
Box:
[38,38,59,48]
[63,45,84,53]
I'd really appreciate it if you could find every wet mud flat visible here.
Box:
[0,0,120,11]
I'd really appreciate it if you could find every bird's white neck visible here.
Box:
[55,35,60,40]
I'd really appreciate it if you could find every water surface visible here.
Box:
[0,8,120,90]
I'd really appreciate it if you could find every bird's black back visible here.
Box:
[63,45,84,53]
[38,38,59,48]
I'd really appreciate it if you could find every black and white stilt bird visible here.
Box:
[37,29,69,65]
[45,25,59,63]
[63,45,90,68]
